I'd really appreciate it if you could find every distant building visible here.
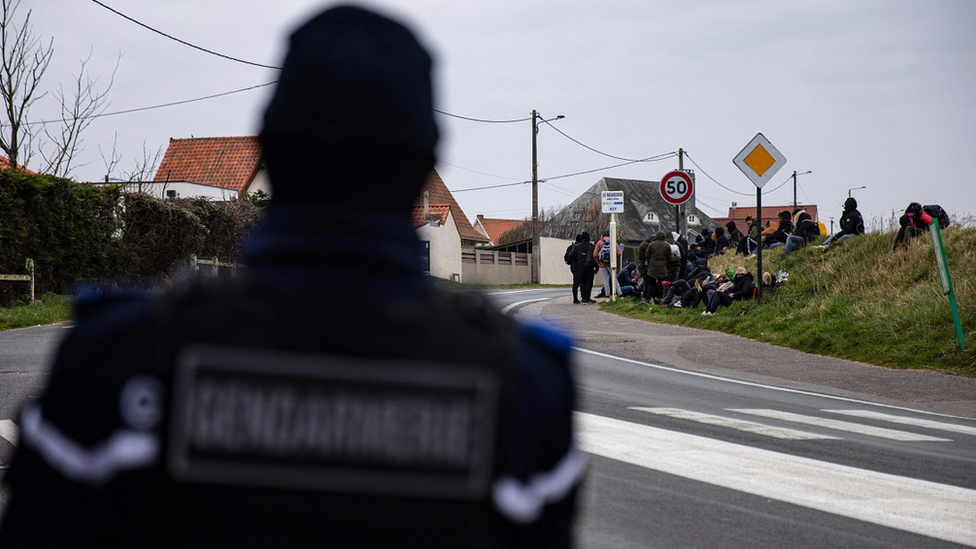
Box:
[542,177,718,245]
[149,137,268,200]
[710,202,820,234]
[473,215,525,247]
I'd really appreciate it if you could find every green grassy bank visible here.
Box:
[602,227,976,377]
[0,293,72,331]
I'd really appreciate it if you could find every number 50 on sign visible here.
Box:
[660,171,694,205]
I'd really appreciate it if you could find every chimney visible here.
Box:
[423,191,430,221]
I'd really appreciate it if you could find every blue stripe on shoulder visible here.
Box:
[518,321,573,357]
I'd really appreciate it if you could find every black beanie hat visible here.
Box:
[262,6,437,152]
[260,6,438,207]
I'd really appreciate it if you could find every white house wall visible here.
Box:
[540,236,574,285]
[415,210,463,282]
[98,181,239,201]
[246,168,272,197]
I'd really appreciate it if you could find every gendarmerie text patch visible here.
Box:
[168,346,499,499]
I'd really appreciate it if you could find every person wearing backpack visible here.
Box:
[892,202,932,252]
[572,232,598,303]
[592,230,619,299]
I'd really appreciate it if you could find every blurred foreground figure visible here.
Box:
[0,6,581,547]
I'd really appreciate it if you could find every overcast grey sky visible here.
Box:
[24,0,976,228]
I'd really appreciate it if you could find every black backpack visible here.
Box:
[923,205,950,229]
[582,242,597,268]
[564,243,575,265]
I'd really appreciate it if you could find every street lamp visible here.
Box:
[530,110,565,284]
[847,185,866,197]
[792,170,812,210]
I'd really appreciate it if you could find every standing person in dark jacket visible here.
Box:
[567,233,583,303]
[572,232,597,303]
[818,197,865,249]
[641,231,671,304]
[0,7,582,548]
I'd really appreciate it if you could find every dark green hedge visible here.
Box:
[0,170,124,302]
[0,170,264,305]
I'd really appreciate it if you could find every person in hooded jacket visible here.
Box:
[572,232,598,303]
[725,221,743,250]
[892,202,932,252]
[713,226,730,254]
[0,7,582,548]
[818,197,865,249]
[782,208,819,257]
[762,211,793,248]
[641,231,671,304]
[699,228,716,256]
[702,267,756,315]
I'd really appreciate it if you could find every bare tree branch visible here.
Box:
[0,0,53,169]
[40,49,118,178]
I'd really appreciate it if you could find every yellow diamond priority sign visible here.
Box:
[733,133,787,189]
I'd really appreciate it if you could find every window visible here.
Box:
[643,212,658,224]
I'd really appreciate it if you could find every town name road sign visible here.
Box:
[602,191,624,213]
[733,133,787,189]
[659,170,694,205]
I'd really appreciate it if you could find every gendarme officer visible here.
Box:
[0,6,581,548]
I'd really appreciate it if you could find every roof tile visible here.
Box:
[153,137,262,194]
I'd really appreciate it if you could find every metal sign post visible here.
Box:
[733,133,788,301]
[929,218,966,350]
[602,191,624,302]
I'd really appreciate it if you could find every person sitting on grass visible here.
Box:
[815,197,864,250]
[702,267,755,316]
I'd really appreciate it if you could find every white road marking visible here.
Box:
[631,407,839,440]
[500,298,552,314]
[576,412,976,547]
[574,347,974,420]
[729,409,952,442]
[0,419,18,446]
[825,409,976,437]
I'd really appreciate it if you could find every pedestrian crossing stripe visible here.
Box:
[729,409,952,442]
[0,419,18,446]
[631,408,839,440]
[824,409,976,437]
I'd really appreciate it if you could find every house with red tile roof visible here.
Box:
[412,171,489,281]
[149,136,268,200]
[416,171,488,248]
[473,215,525,246]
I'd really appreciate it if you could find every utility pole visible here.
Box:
[792,170,797,211]
[531,110,539,284]
[678,148,685,237]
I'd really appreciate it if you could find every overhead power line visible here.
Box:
[91,0,280,70]
[28,82,277,126]
[434,110,531,124]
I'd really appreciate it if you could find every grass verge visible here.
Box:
[601,227,976,377]
[0,293,73,331]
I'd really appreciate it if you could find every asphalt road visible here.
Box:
[1,288,974,547]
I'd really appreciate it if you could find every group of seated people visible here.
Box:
[608,199,943,316]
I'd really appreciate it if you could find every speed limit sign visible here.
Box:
[660,170,694,205]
